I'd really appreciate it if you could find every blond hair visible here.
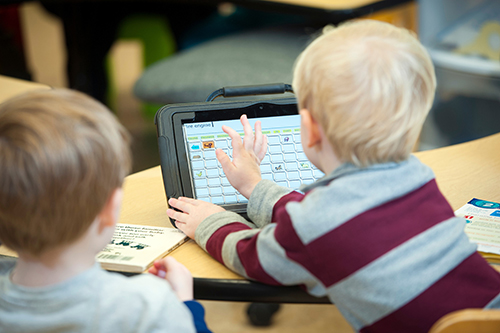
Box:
[293,20,436,167]
[0,89,131,256]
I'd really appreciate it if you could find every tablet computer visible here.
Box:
[155,97,324,225]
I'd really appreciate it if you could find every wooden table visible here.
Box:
[265,0,385,9]
[0,75,51,101]
[415,134,500,212]
[255,0,412,14]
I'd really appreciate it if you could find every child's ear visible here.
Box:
[300,109,322,148]
[97,188,123,232]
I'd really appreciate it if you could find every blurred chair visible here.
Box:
[429,309,500,333]
[133,26,313,105]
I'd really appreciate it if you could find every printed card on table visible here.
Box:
[455,198,500,255]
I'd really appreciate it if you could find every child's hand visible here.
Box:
[167,197,225,239]
[148,256,193,301]
[217,114,267,198]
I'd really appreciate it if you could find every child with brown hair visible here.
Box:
[0,89,210,332]
[167,20,500,332]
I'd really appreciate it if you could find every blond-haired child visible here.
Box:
[0,89,210,332]
[167,20,500,333]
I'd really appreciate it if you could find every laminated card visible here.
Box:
[455,198,500,260]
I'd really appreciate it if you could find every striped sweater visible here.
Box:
[195,155,500,332]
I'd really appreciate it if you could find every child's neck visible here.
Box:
[313,139,342,176]
[12,250,95,288]
[12,230,99,287]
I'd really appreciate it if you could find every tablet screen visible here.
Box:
[182,115,324,205]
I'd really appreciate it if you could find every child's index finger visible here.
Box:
[222,124,244,155]
[216,148,235,174]
[222,125,241,141]
[168,197,193,213]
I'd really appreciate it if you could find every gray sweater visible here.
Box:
[0,259,197,333]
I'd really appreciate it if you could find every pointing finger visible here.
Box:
[216,148,235,175]
[222,125,244,156]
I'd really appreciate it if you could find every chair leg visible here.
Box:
[246,302,281,326]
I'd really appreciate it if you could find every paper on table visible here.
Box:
[455,198,500,255]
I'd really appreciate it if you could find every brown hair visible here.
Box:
[0,89,131,256]
[293,20,436,167]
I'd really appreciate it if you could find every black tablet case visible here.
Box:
[155,84,297,226]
